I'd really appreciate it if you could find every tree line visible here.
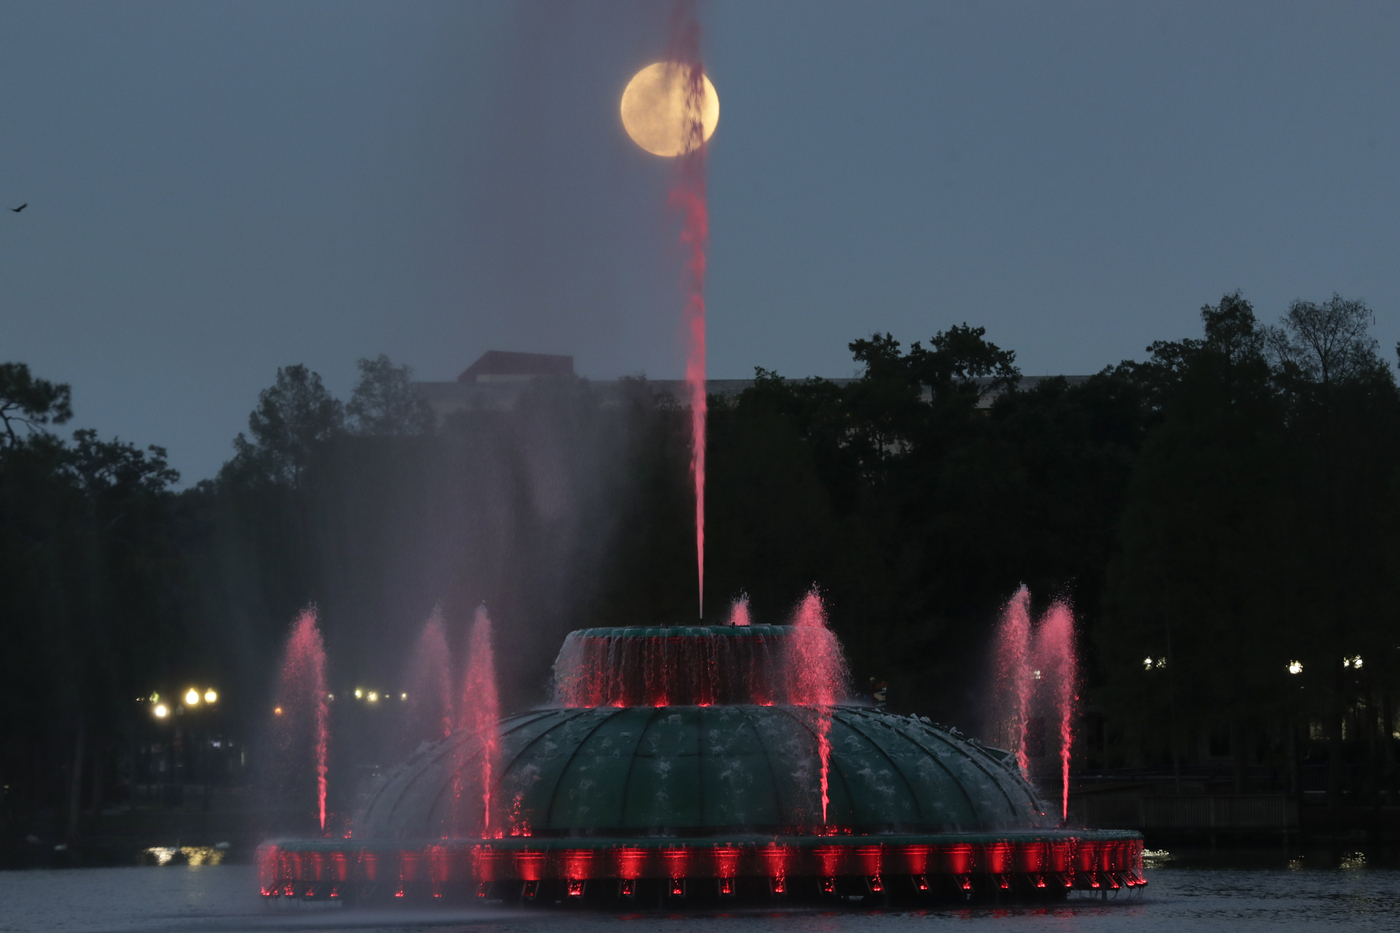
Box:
[2,292,1397,839]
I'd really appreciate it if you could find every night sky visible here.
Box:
[4,1,1398,481]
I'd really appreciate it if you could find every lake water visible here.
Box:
[3,856,1398,933]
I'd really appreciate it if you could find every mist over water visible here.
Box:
[404,607,453,743]
[417,1,690,384]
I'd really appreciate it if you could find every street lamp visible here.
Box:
[153,703,169,718]
[1287,661,1303,675]
[204,689,218,704]
[185,688,201,706]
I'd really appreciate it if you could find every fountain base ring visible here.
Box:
[258,830,1144,905]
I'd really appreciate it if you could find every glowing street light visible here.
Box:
[185,688,201,706]
[204,689,218,704]
[153,703,170,718]
[1343,655,1363,670]
[1287,661,1303,675]
[367,691,379,703]
[354,688,363,699]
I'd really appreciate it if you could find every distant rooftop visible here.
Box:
[415,351,1090,424]
[458,350,574,384]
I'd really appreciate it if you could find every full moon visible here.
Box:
[620,62,719,157]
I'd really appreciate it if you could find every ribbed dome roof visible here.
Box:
[356,705,1051,841]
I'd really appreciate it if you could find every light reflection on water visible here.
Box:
[142,846,226,867]
[1,859,1398,933]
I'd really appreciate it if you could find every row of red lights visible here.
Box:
[258,838,1143,897]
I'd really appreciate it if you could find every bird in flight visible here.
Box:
[11,204,26,213]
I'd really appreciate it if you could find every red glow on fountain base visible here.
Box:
[257,833,1145,906]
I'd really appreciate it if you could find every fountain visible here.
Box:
[271,608,329,833]
[992,587,1081,822]
[257,604,1143,906]
[254,13,1141,901]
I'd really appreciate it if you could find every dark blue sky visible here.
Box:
[4,1,1398,481]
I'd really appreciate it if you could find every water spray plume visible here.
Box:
[993,586,1034,774]
[458,606,500,837]
[728,594,750,627]
[407,606,454,740]
[786,589,848,824]
[992,587,1080,823]
[1035,602,1078,823]
[667,1,708,619]
[275,607,329,831]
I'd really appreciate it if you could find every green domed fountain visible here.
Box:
[259,623,1143,905]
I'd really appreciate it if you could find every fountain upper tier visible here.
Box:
[552,624,843,708]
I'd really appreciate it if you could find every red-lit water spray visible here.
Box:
[275,607,329,831]
[993,586,1034,774]
[458,606,500,837]
[668,1,709,619]
[406,606,454,741]
[1035,602,1078,823]
[728,593,750,627]
[992,588,1079,823]
[786,590,848,824]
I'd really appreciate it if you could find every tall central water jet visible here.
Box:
[668,1,709,619]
